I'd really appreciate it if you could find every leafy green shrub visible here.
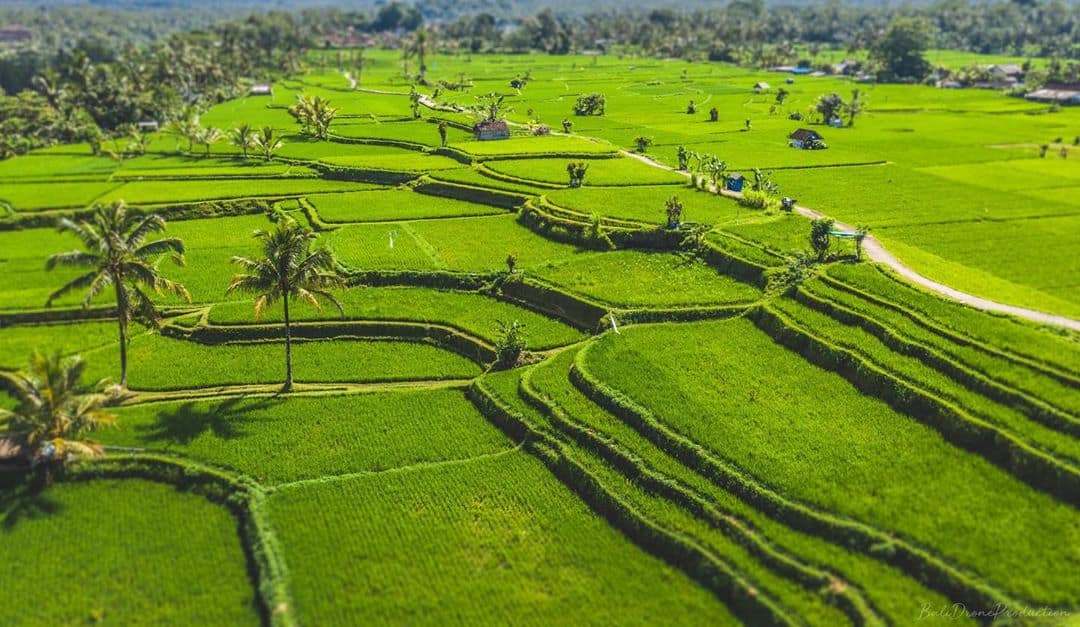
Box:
[810,218,835,261]
[573,93,606,116]
[738,190,778,211]
[494,319,527,367]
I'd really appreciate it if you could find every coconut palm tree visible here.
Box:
[255,126,284,162]
[0,352,118,466]
[167,113,202,154]
[226,218,346,392]
[845,89,865,127]
[409,29,431,82]
[196,126,223,157]
[45,201,190,388]
[288,94,316,135]
[310,97,338,140]
[230,124,256,158]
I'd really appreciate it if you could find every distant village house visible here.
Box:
[789,128,826,149]
[474,119,510,141]
[1025,83,1080,106]
[250,83,273,96]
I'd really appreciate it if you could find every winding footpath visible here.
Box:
[620,149,1080,332]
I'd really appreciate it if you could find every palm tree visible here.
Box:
[288,94,315,135]
[845,89,865,127]
[230,124,256,158]
[167,113,202,154]
[0,352,118,466]
[255,126,284,162]
[45,201,190,388]
[410,29,431,82]
[226,218,346,392]
[311,97,338,140]
[197,126,223,157]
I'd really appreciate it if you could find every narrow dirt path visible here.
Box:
[620,150,1080,332]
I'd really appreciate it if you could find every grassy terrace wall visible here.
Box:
[515,364,884,626]
[60,453,297,627]
[793,283,1079,438]
[465,376,797,627]
[567,340,1025,615]
[164,319,498,366]
[750,304,1080,505]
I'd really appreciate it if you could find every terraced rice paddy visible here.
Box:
[0,47,1077,627]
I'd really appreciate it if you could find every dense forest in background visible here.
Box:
[1,0,1079,158]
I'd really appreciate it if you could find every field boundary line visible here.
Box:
[569,337,1030,613]
[121,378,474,407]
[267,443,525,492]
[518,360,886,626]
[400,222,450,269]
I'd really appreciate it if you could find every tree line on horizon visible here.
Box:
[1,0,1078,160]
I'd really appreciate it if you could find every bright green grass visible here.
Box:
[485,157,687,186]
[826,263,1080,375]
[83,333,480,390]
[274,136,430,161]
[0,225,94,309]
[96,178,376,206]
[545,185,740,225]
[114,163,317,180]
[331,119,473,146]
[0,321,119,369]
[209,286,584,349]
[451,135,618,157]
[105,389,510,484]
[801,275,1080,416]
[310,189,504,223]
[582,318,1080,606]
[324,222,444,270]
[529,348,957,625]
[771,295,1080,464]
[0,180,122,211]
[406,214,593,271]
[269,450,737,626]
[0,479,259,626]
[429,167,551,195]
[0,153,116,181]
[491,364,851,626]
[533,250,762,307]
[718,212,814,258]
[320,151,464,172]
[152,213,272,304]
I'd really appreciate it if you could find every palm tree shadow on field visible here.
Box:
[0,475,63,532]
[138,395,281,445]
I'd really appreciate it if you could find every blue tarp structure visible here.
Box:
[829,230,857,239]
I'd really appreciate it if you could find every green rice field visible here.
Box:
[1,44,1077,627]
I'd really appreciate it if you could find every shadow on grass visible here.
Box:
[0,472,63,532]
[137,395,283,445]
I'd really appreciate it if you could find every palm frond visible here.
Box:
[134,237,185,260]
[45,250,101,270]
[46,270,102,308]
[125,213,167,248]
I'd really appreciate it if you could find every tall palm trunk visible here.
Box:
[282,291,293,392]
[114,280,129,388]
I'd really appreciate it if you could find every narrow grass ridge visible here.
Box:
[466,374,800,627]
[569,339,1028,614]
[517,362,886,626]
[750,303,1080,504]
